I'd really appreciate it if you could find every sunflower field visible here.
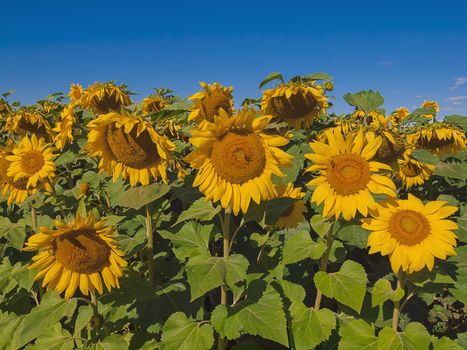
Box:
[0,73,466,350]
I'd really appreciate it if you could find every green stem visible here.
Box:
[392,271,405,331]
[30,205,38,232]
[146,205,155,287]
[218,208,231,350]
[314,225,335,310]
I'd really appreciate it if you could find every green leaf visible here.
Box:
[303,72,333,81]
[282,230,326,265]
[377,322,431,350]
[431,336,464,350]
[435,162,467,181]
[290,304,336,350]
[161,312,214,350]
[401,107,435,125]
[264,197,297,225]
[337,223,369,249]
[314,260,367,313]
[444,115,467,130]
[280,280,306,304]
[343,90,384,113]
[448,245,467,304]
[173,198,221,226]
[259,72,284,89]
[310,214,332,238]
[112,182,169,209]
[412,149,440,164]
[338,319,378,350]
[224,254,249,287]
[212,285,288,347]
[159,222,213,259]
[26,324,74,350]
[93,334,129,350]
[371,279,404,307]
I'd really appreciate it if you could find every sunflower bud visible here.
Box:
[79,183,90,197]
[324,81,334,91]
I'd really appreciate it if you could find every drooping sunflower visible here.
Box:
[186,107,293,215]
[421,100,439,119]
[261,82,328,129]
[6,135,56,189]
[81,82,132,115]
[396,149,434,188]
[274,183,307,229]
[188,82,234,124]
[53,104,76,150]
[363,194,458,273]
[305,129,396,220]
[372,130,406,168]
[5,108,52,138]
[86,112,175,186]
[407,124,466,156]
[142,95,169,116]
[69,83,83,103]
[23,213,127,299]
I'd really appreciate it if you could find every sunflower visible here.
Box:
[6,135,56,189]
[396,149,434,188]
[86,112,175,186]
[363,194,458,273]
[351,110,386,128]
[305,129,396,220]
[81,82,132,115]
[42,101,61,114]
[407,124,466,156]
[261,82,327,129]
[69,83,83,103]
[388,107,409,127]
[373,130,406,168]
[274,183,307,229]
[5,108,52,138]
[421,100,439,119]
[23,213,127,299]
[142,95,169,116]
[53,104,76,150]
[0,142,35,205]
[188,82,234,124]
[0,98,11,116]
[186,107,293,215]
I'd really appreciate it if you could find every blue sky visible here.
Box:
[1,0,467,116]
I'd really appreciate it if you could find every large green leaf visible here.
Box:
[25,324,74,350]
[258,72,284,89]
[92,334,129,350]
[431,336,464,350]
[377,322,431,350]
[160,312,214,350]
[112,182,169,209]
[314,260,367,313]
[173,198,221,226]
[371,278,404,307]
[343,90,384,113]
[448,245,467,304]
[444,115,467,130]
[290,303,336,350]
[282,230,326,265]
[303,72,333,81]
[338,319,378,350]
[211,285,288,347]
[337,223,369,249]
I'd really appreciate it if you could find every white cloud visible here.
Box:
[447,96,467,101]
[450,77,467,90]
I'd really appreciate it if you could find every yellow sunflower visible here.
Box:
[396,149,434,188]
[23,213,127,299]
[81,82,132,115]
[274,183,307,229]
[186,107,293,215]
[372,130,406,168]
[86,112,175,186]
[5,108,52,138]
[421,100,439,119]
[188,82,234,124]
[305,129,396,220]
[363,194,458,273]
[261,82,328,129]
[388,107,409,127]
[142,95,169,116]
[69,83,83,103]
[0,98,12,116]
[351,110,386,128]
[407,124,466,156]
[42,101,61,114]
[6,135,56,189]
[53,104,76,150]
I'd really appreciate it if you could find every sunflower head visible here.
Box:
[42,101,61,114]
[188,82,234,124]
[23,213,127,299]
[5,108,52,139]
[6,134,56,189]
[186,107,293,215]
[86,112,175,186]
[0,98,11,116]
[397,149,434,188]
[373,130,406,167]
[305,128,396,220]
[81,82,132,115]
[388,107,409,127]
[421,100,439,119]
[363,194,458,273]
[261,82,328,129]
[53,104,76,150]
[274,183,307,229]
[142,95,169,116]
[69,83,83,103]
[407,124,466,156]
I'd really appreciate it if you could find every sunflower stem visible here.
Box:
[90,290,98,316]
[30,205,38,232]
[392,271,405,331]
[145,205,155,287]
[218,207,231,350]
[314,224,335,310]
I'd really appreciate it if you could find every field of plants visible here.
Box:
[0,72,465,350]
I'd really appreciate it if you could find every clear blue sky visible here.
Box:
[1,0,467,116]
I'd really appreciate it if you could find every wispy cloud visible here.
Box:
[450,77,467,90]
[446,96,467,101]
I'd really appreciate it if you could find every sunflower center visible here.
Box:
[401,162,421,177]
[92,92,124,114]
[21,151,45,175]
[202,91,232,120]
[388,210,430,245]
[325,153,371,195]
[270,90,318,120]
[53,229,111,274]
[0,157,28,189]
[419,136,453,151]
[210,131,266,184]
[18,117,48,136]
[106,125,160,168]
